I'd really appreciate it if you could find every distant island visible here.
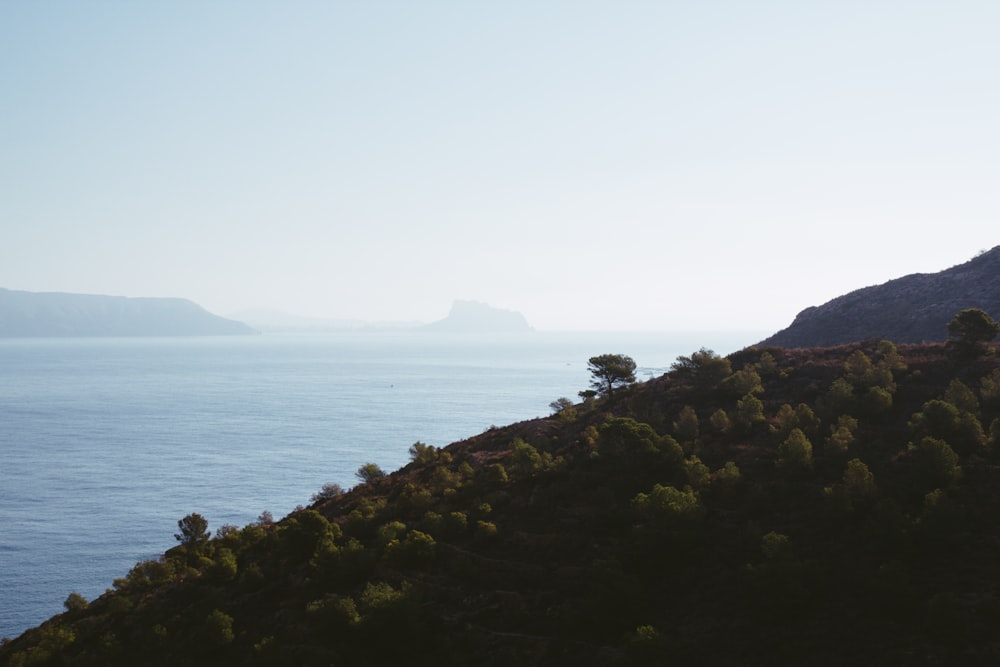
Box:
[761,246,1000,347]
[420,300,533,333]
[0,289,256,337]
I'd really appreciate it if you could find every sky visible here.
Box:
[2,2,998,332]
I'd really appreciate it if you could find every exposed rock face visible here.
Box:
[0,289,256,337]
[421,300,533,333]
[760,247,1000,348]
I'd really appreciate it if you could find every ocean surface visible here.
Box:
[0,330,762,639]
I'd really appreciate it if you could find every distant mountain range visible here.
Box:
[0,291,532,338]
[0,289,256,337]
[760,246,1000,347]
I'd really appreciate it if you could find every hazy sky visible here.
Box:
[2,2,997,331]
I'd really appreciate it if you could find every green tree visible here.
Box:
[778,428,814,471]
[508,437,556,476]
[673,405,700,449]
[587,353,637,397]
[671,348,732,393]
[356,462,386,484]
[284,509,337,560]
[204,609,234,647]
[64,592,89,613]
[549,397,578,422]
[772,403,798,436]
[843,458,877,501]
[599,417,658,455]
[947,308,1000,358]
[980,369,1000,413]
[735,393,765,431]
[944,379,980,414]
[722,366,764,397]
[873,340,907,372]
[632,484,706,524]
[826,414,859,454]
[911,436,962,490]
[408,441,440,465]
[911,399,986,455]
[175,513,210,546]
[709,408,731,433]
[311,482,344,502]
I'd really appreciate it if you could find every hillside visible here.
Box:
[761,247,1000,347]
[3,340,1000,665]
[0,289,256,337]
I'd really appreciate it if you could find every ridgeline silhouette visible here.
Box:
[761,247,1000,347]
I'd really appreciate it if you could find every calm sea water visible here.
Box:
[0,331,761,639]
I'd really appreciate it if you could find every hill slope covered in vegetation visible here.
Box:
[761,247,1000,347]
[4,340,1000,666]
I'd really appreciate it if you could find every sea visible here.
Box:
[0,330,762,639]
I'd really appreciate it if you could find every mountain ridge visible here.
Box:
[760,246,1000,347]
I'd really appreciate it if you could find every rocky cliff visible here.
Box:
[760,247,1000,347]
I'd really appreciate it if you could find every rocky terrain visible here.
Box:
[761,247,1000,347]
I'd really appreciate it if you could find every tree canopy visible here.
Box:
[947,308,999,358]
[587,353,637,398]
[174,513,210,546]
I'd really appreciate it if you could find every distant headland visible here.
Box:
[0,288,256,337]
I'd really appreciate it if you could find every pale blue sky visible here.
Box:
[2,2,997,331]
